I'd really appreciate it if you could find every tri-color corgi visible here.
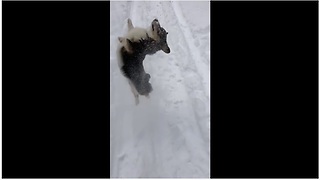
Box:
[117,18,170,105]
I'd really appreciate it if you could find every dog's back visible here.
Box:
[117,38,153,96]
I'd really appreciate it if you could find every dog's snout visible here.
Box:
[162,45,170,54]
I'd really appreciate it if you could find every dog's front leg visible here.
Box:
[128,80,139,105]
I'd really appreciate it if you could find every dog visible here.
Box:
[116,18,170,105]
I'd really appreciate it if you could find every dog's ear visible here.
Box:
[118,37,125,43]
[118,38,133,46]
[151,19,161,33]
[127,18,134,30]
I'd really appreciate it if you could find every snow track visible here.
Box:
[110,1,210,178]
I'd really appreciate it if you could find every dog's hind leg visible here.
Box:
[128,18,134,31]
[128,80,139,105]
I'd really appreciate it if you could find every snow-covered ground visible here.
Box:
[110,1,210,178]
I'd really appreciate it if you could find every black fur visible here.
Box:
[157,27,170,53]
[119,20,170,97]
[120,39,153,96]
[133,29,170,55]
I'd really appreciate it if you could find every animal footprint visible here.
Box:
[195,39,200,47]
[174,100,183,104]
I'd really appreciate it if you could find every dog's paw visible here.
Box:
[135,96,139,105]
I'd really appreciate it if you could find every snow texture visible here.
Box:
[110,1,210,178]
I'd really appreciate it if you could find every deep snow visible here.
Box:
[110,1,210,178]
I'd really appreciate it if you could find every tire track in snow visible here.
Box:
[170,1,209,150]
[171,1,209,99]
[114,2,162,177]
[154,2,209,177]
[111,2,143,177]
[126,1,199,177]
[110,2,129,176]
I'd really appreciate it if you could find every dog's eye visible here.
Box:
[166,32,168,34]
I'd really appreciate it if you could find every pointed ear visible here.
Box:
[151,19,161,32]
[118,37,125,43]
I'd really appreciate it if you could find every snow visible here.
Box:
[110,1,210,178]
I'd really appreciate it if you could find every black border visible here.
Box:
[3,1,110,178]
[210,1,318,178]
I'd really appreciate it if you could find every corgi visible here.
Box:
[116,18,170,105]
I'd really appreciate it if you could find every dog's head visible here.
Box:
[150,19,170,54]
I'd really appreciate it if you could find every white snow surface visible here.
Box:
[110,1,210,178]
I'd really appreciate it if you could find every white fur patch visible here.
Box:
[126,27,149,42]
[147,26,160,42]
[116,43,124,69]
[117,37,132,53]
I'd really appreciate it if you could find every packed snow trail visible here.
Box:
[110,1,210,178]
